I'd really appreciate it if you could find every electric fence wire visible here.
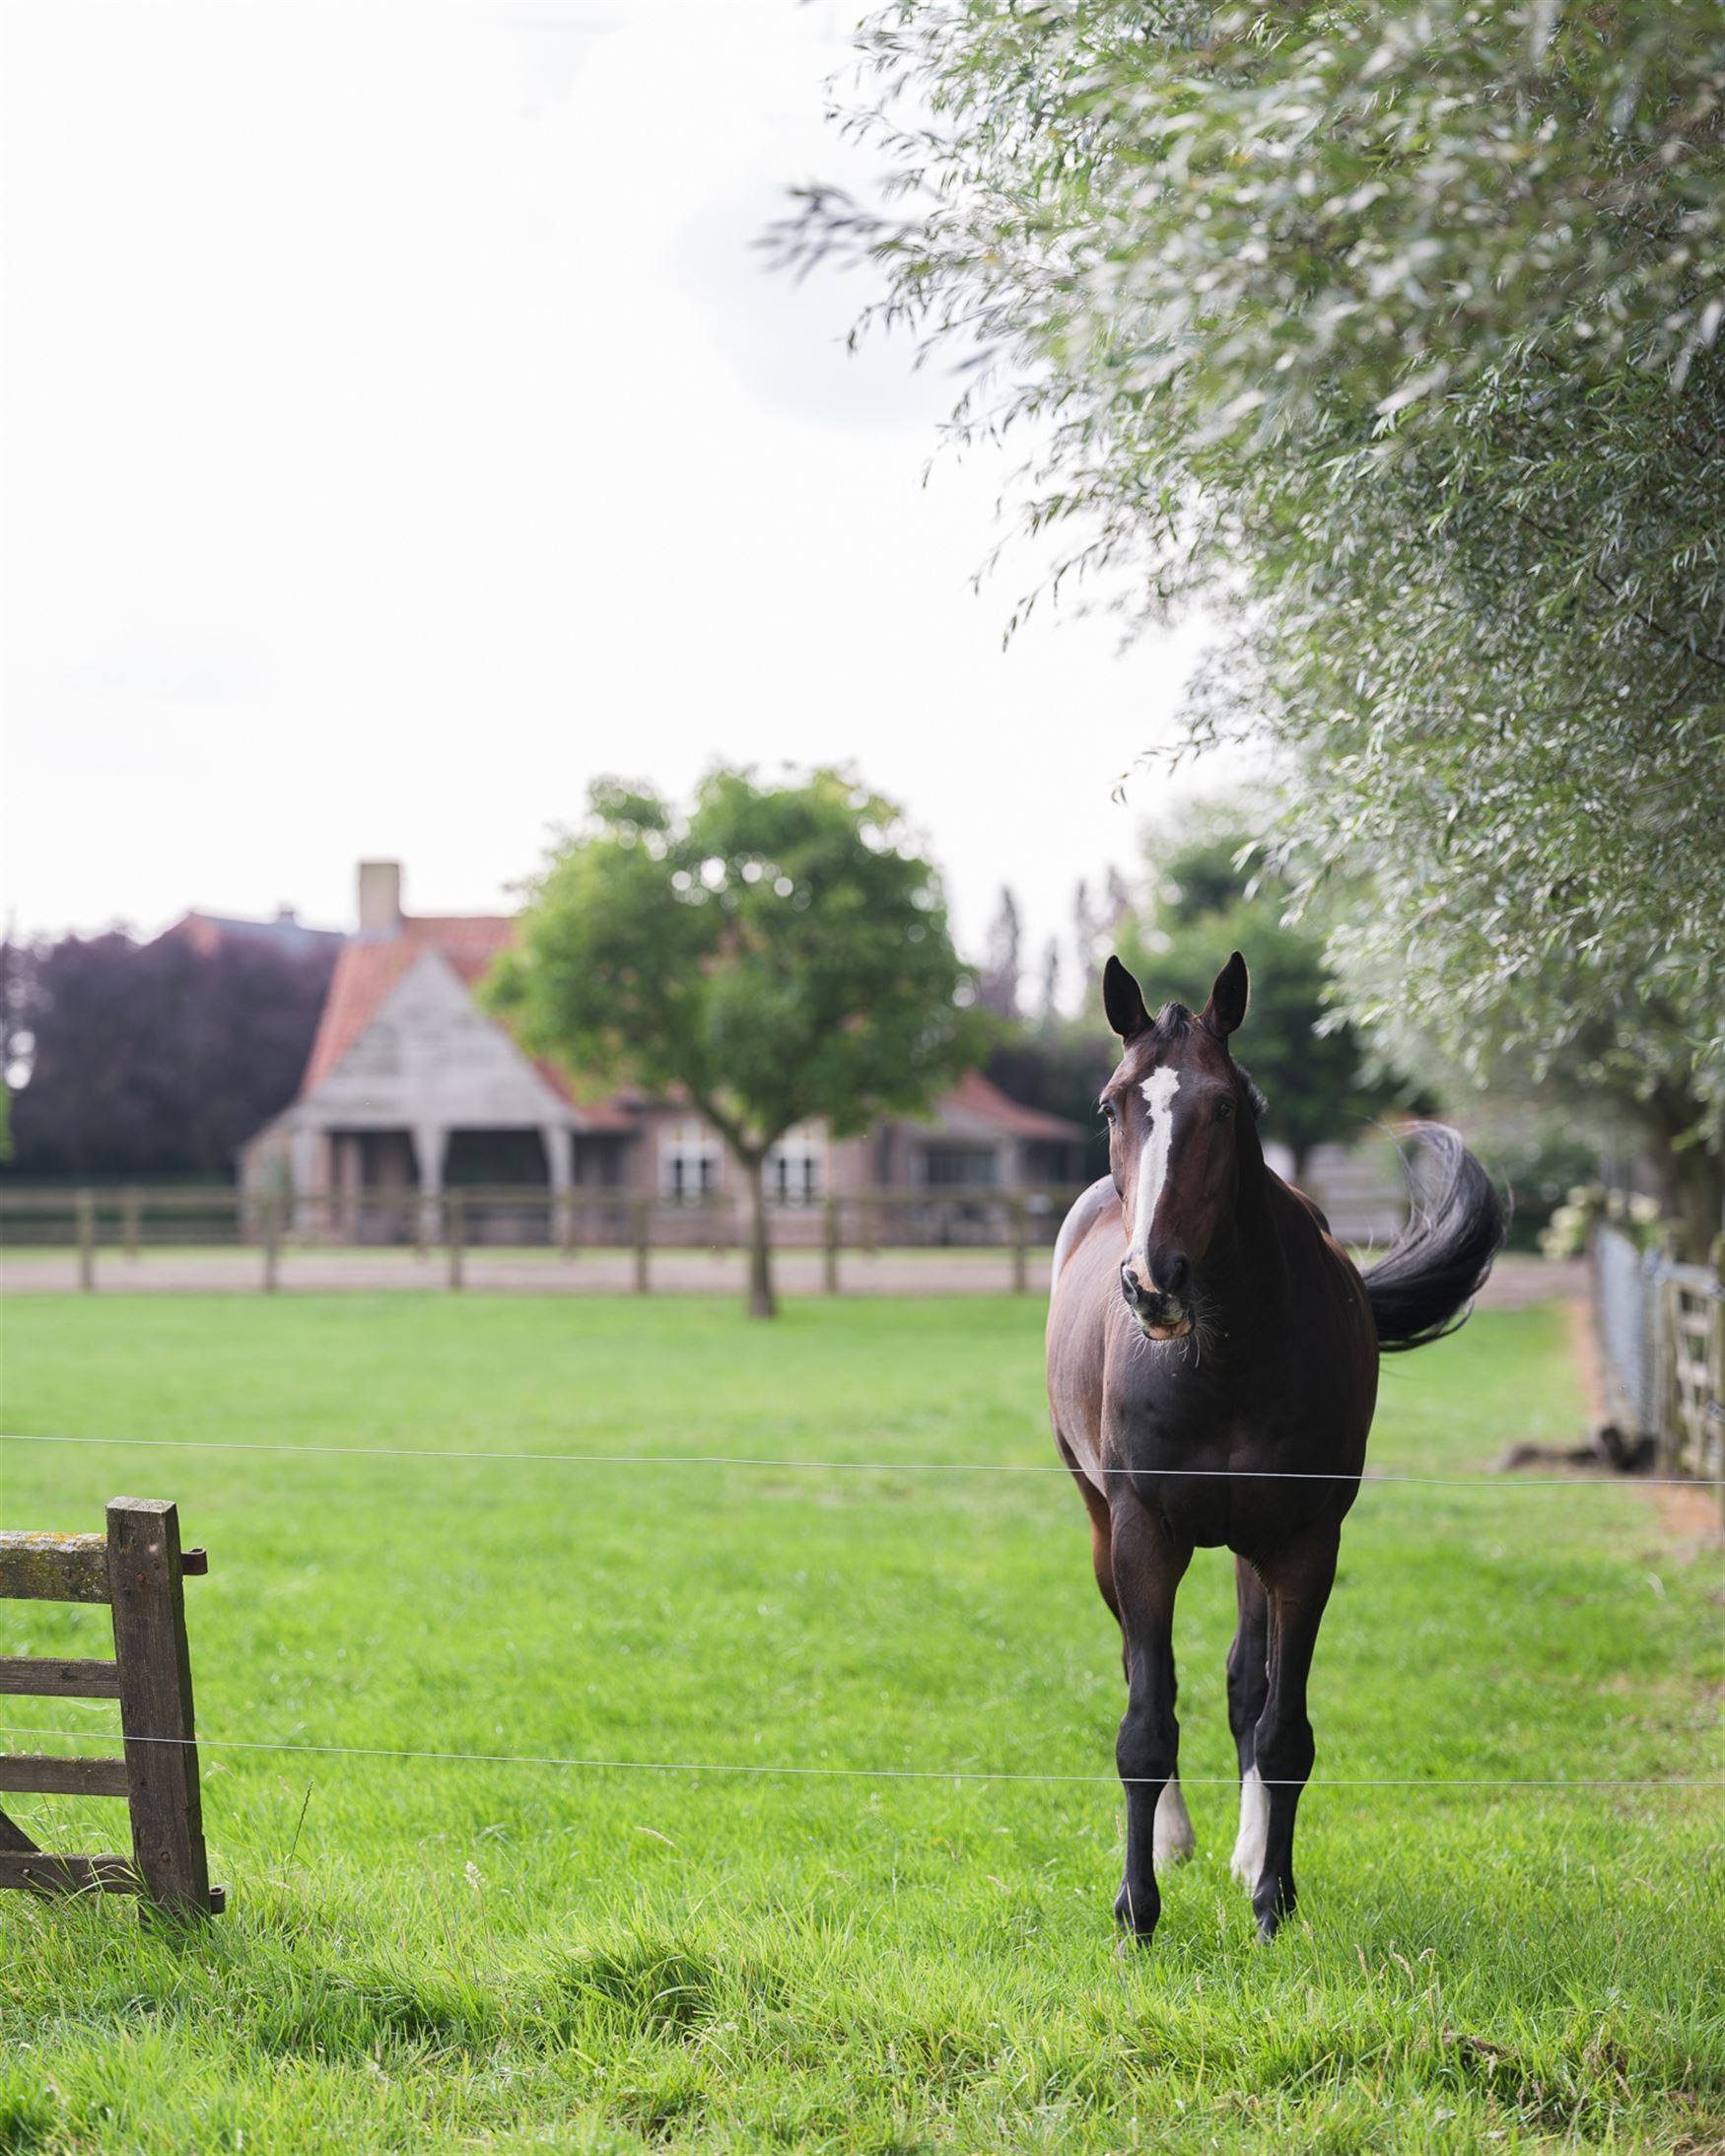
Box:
[2,1724,1722,1791]
[1,1430,1719,1488]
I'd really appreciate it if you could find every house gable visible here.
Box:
[296,947,574,1129]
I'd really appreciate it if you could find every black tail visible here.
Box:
[1362,1124,1507,1353]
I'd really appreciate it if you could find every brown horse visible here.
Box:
[1047,950,1503,1941]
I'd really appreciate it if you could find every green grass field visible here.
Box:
[1,1295,1720,2152]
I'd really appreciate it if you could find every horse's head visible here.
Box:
[1098,949,1261,1341]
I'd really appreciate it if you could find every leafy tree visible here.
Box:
[985,1019,1115,1183]
[1,931,333,1180]
[785,0,1725,1249]
[1036,938,1062,1024]
[486,769,983,1316]
[1070,872,1134,1005]
[977,885,1022,1018]
[1351,961,1723,1258]
[1115,824,1407,1185]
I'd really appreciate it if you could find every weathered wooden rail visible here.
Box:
[0,1183,1088,1294]
[0,1498,223,1918]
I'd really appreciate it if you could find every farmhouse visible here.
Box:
[242,862,1084,1229]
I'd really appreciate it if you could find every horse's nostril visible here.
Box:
[1119,1264,1142,1303]
[1162,1254,1190,1297]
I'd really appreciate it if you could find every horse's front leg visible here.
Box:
[1248,1523,1340,1941]
[1107,1494,1192,1941]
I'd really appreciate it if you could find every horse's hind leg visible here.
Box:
[1226,1557,1271,1886]
[1247,1525,1340,1941]
[1108,1495,1193,1939]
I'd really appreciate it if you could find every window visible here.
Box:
[767,1125,825,1207]
[921,1146,1000,1188]
[662,1123,721,1205]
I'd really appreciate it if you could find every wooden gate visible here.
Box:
[0,1497,224,1918]
[1664,1261,1725,1507]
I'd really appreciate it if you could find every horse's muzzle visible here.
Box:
[1120,1263,1192,1341]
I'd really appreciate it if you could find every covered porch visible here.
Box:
[287,1122,635,1243]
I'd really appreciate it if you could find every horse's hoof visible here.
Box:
[1113,1883,1158,1940]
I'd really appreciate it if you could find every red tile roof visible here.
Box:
[298,918,635,1131]
[300,938,421,1094]
[163,909,343,960]
[937,1070,1086,1143]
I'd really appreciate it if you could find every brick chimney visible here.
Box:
[357,860,403,939]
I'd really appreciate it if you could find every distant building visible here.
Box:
[158,907,343,962]
[242,862,1083,1230]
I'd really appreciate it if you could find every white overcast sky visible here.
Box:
[1,0,1238,987]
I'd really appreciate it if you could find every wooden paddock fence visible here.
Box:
[0,1498,222,1919]
[0,1183,1089,1295]
[1593,1223,1725,1521]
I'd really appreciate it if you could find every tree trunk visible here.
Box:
[1643,1118,1724,1262]
[741,1150,776,1319]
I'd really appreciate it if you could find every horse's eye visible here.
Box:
[1101,1100,1118,1125]
[1216,1098,1234,1121]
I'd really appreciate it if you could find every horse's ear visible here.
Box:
[1103,954,1150,1042]
[1202,950,1249,1038]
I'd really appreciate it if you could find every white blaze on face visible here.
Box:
[1131,1066,1182,1284]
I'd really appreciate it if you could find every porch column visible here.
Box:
[335,1135,362,1243]
[413,1123,447,1243]
[542,1123,572,1248]
[290,1123,320,1235]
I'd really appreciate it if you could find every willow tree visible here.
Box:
[485,769,982,1315]
[786,0,1725,1246]
[1116,822,1409,1189]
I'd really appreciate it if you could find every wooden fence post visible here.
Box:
[104,1499,212,1921]
[1008,1194,1028,1295]
[1659,1226,1688,1475]
[447,1191,466,1290]
[633,1198,651,1293]
[823,1198,841,1294]
[1,1505,216,1917]
[76,1190,96,1292]
[122,1185,141,1262]
[260,1194,281,1292]
[1712,1233,1725,1530]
